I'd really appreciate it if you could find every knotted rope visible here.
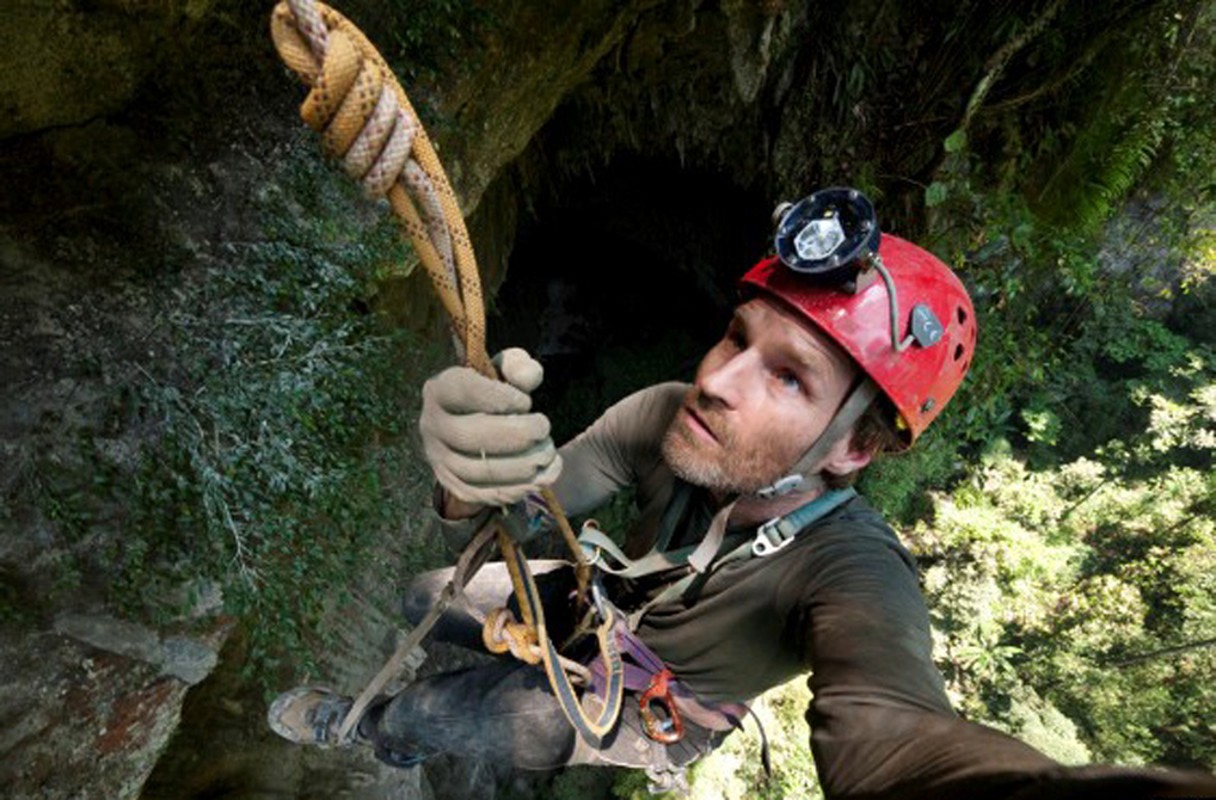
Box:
[270,0,610,746]
[271,0,487,372]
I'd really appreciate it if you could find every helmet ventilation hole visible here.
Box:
[957,307,968,325]
[953,343,965,361]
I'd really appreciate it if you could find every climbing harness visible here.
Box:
[270,0,613,746]
[570,486,860,762]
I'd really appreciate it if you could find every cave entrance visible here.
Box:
[489,154,771,442]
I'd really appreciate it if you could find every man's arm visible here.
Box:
[797,524,1216,799]
[549,381,686,516]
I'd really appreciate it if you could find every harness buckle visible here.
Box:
[752,517,795,557]
[639,668,685,744]
[579,518,607,569]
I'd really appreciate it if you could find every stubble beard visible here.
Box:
[661,397,796,495]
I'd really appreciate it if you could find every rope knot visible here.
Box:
[270,0,491,373]
[482,607,542,665]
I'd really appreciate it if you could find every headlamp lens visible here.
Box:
[794,215,846,261]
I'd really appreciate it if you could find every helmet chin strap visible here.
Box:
[754,378,881,499]
[683,378,881,576]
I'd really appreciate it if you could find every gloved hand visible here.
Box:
[419,348,562,508]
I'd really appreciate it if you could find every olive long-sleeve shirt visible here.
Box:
[544,382,1216,799]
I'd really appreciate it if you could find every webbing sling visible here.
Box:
[505,535,625,744]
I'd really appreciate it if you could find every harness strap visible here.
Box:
[576,489,734,580]
[652,480,693,553]
[579,525,696,578]
[752,486,857,557]
[624,488,857,630]
[336,521,499,742]
[687,499,738,573]
[585,605,769,768]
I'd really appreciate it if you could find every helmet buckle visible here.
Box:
[754,473,806,499]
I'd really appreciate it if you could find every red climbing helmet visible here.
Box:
[740,188,977,444]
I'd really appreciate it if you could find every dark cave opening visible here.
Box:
[488,154,772,442]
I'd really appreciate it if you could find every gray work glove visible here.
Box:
[419,348,562,508]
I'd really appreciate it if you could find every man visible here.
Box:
[270,190,1216,798]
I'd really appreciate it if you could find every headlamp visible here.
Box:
[774,187,880,289]
[772,187,944,352]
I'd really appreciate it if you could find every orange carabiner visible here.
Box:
[639,669,685,744]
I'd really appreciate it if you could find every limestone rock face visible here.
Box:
[139,604,432,800]
[0,615,228,799]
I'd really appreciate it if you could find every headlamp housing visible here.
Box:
[774,187,880,288]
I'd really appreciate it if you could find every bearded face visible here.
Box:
[661,298,862,496]
[661,386,807,494]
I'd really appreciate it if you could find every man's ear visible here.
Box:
[820,433,873,478]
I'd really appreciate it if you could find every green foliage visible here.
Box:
[859,426,962,525]
[99,152,446,680]
[1032,5,1215,231]
[912,394,1215,767]
[383,0,487,84]
[905,8,1216,766]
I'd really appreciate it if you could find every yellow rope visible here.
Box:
[271,0,489,372]
[270,0,594,736]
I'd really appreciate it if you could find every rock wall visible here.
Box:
[0,0,218,140]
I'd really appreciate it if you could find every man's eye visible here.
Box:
[727,330,746,349]
[776,370,802,392]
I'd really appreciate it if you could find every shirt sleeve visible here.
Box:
[797,520,1216,799]
[549,382,686,517]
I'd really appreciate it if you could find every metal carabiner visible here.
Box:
[639,668,685,744]
[589,571,612,623]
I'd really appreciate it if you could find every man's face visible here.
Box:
[662,297,860,494]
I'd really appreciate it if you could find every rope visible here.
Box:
[479,606,593,684]
[269,0,601,745]
[271,0,482,369]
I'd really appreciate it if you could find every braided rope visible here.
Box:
[482,607,542,664]
[271,0,486,372]
[480,607,592,681]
